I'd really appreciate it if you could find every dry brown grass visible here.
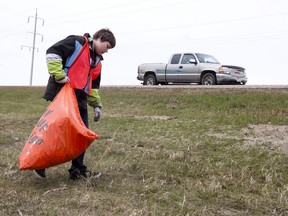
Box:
[1,86,288,215]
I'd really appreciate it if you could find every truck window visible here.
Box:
[196,53,220,64]
[171,54,181,64]
[181,54,196,64]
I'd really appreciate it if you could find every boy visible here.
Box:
[34,28,116,180]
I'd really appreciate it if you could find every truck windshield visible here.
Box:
[196,53,220,64]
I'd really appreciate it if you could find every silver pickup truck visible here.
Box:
[137,53,247,85]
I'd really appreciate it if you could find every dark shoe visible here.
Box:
[68,168,81,180]
[68,168,101,180]
[33,169,46,179]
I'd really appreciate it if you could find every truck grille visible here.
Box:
[232,68,245,76]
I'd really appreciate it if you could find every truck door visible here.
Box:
[166,54,200,83]
[177,54,200,82]
[165,54,182,82]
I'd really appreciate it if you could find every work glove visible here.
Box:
[56,76,70,84]
[94,106,102,122]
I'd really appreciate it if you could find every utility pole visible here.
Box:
[21,8,44,86]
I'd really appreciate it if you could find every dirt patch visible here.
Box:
[242,124,288,153]
[209,124,288,153]
[106,113,175,120]
[133,115,176,120]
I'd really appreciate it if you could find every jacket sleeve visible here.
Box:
[88,72,102,107]
[46,36,77,81]
[46,54,66,80]
[87,89,102,108]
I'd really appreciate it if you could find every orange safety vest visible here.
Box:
[67,37,101,95]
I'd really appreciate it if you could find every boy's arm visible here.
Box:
[46,54,66,81]
[88,73,102,122]
[88,71,102,107]
[46,35,76,81]
[88,88,102,122]
[87,89,102,108]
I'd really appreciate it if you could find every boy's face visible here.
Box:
[93,38,112,55]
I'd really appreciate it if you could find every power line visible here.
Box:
[3,3,288,36]
[45,0,194,26]
[117,11,288,35]
[47,0,153,20]
[2,3,288,60]
[118,29,288,49]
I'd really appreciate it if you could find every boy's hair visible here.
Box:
[93,28,116,48]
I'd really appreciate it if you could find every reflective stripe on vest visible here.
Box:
[67,36,101,95]
[83,62,102,95]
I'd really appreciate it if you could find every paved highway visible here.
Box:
[101,85,288,92]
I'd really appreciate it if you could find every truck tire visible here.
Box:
[201,73,216,85]
[144,74,158,85]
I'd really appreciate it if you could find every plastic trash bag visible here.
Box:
[18,83,98,170]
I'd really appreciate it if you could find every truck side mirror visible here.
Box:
[189,59,197,64]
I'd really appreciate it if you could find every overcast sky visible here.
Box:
[1,0,288,86]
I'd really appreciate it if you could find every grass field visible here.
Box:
[0,86,288,216]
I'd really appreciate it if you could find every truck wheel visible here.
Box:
[144,74,157,85]
[201,73,216,85]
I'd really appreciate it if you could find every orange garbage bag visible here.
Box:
[18,83,98,170]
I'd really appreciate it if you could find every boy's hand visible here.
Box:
[94,106,102,122]
[56,76,70,84]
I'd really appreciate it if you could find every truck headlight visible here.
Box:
[219,66,231,74]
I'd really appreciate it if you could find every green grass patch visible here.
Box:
[0,86,288,215]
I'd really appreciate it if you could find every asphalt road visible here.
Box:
[101,85,288,91]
